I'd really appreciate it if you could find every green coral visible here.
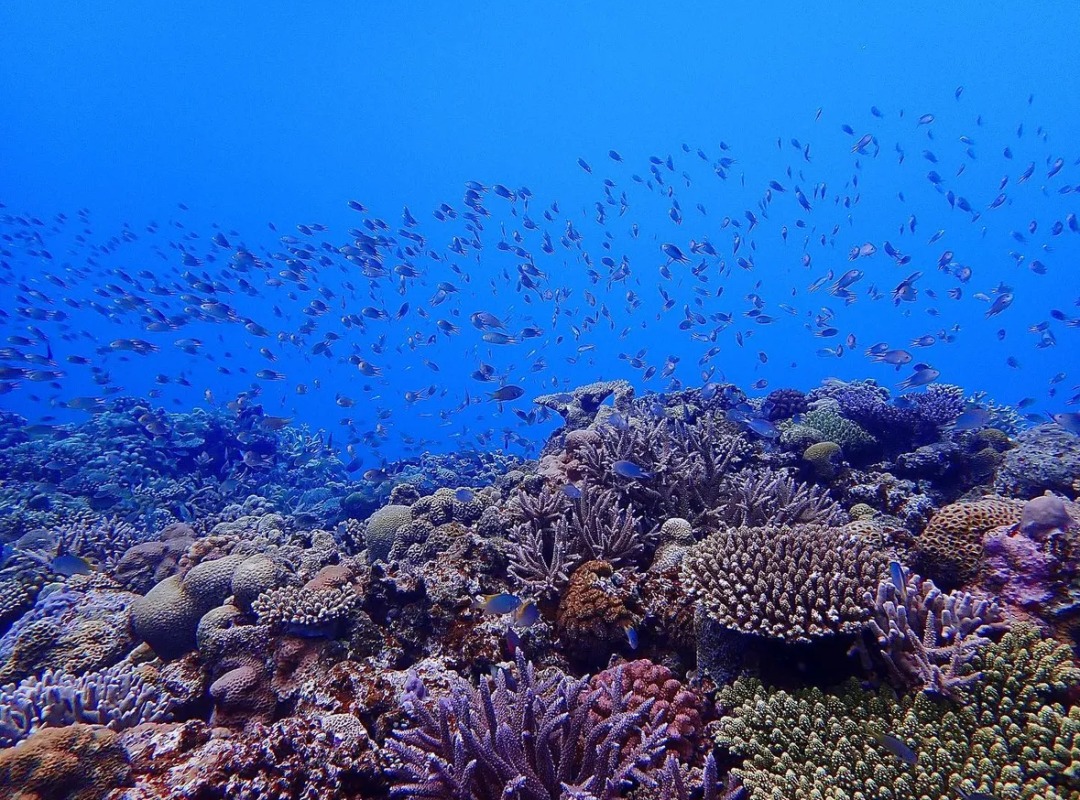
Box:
[802,407,876,451]
[849,502,877,521]
[717,626,1080,800]
[803,440,842,478]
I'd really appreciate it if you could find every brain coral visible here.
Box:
[130,554,247,660]
[717,625,1080,800]
[363,504,412,563]
[915,495,1024,586]
[682,524,888,642]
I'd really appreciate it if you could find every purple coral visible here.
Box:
[864,569,1007,698]
[387,653,670,800]
[815,379,965,447]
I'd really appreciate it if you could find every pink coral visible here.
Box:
[588,658,709,762]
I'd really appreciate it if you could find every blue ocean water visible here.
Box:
[3,6,1080,798]
[2,3,1078,462]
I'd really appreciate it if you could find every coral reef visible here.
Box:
[0,724,130,800]
[718,626,1080,800]
[0,378,1077,799]
[387,653,671,799]
[914,495,1025,586]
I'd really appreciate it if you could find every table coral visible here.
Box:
[683,523,888,642]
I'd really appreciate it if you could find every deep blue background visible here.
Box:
[2,2,1078,464]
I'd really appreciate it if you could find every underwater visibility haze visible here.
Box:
[1,3,1080,798]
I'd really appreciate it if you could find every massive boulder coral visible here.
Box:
[362,504,412,563]
[0,587,137,684]
[996,423,1080,499]
[914,495,1024,586]
[130,554,247,660]
[682,523,888,642]
[717,625,1080,800]
[0,724,130,800]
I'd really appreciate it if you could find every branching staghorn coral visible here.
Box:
[717,465,846,528]
[569,487,651,566]
[507,517,577,594]
[386,653,670,800]
[863,569,1007,699]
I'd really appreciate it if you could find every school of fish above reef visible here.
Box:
[0,372,1079,799]
[1,97,1079,464]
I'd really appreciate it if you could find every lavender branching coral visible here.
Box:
[386,653,670,800]
[717,466,846,528]
[863,569,1008,698]
[0,660,174,746]
[570,487,651,566]
[508,518,577,594]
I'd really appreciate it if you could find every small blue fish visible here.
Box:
[454,488,475,503]
[513,601,540,628]
[888,561,907,603]
[403,669,427,701]
[562,484,583,500]
[876,731,918,765]
[50,553,92,577]
[1051,412,1080,435]
[896,366,940,390]
[624,624,639,650]
[612,460,652,480]
[504,625,522,656]
[474,593,522,614]
[950,407,991,431]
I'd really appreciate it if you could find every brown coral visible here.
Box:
[556,560,639,661]
[0,724,130,800]
[915,495,1024,585]
[682,524,888,642]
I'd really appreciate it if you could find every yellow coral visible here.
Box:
[916,496,1024,584]
[803,440,842,478]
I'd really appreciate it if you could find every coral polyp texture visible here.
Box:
[0,377,1078,798]
[682,523,889,642]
